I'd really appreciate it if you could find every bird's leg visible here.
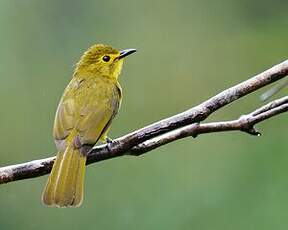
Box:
[100,130,117,152]
[103,136,115,152]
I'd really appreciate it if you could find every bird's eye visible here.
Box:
[102,55,110,62]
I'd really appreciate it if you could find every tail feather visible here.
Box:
[42,144,86,207]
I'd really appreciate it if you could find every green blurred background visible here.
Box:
[0,0,287,229]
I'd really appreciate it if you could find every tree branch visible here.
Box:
[0,60,288,184]
[130,96,288,155]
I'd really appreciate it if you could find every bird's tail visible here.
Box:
[42,143,87,207]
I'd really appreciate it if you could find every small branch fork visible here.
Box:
[0,60,288,184]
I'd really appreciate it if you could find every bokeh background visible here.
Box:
[0,0,287,229]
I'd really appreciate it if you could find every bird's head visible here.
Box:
[74,44,136,80]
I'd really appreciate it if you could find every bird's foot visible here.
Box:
[106,137,113,144]
[105,137,115,152]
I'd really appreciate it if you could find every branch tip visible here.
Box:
[246,127,262,136]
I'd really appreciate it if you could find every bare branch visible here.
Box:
[0,60,288,184]
[251,95,288,116]
[130,96,288,155]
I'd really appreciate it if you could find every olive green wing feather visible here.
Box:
[53,82,121,148]
[76,102,114,144]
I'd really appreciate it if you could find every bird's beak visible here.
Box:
[118,48,137,59]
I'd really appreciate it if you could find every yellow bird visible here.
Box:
[42,44,136,207]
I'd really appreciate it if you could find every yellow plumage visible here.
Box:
[42,44,136,207]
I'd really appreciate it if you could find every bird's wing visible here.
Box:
[53,80,120,149]
[76,100,115,144]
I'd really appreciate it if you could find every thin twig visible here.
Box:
[251,95,288,116]
[0,60,288,184]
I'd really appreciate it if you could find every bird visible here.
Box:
[42,44,136,207]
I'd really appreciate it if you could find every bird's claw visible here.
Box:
[106,137,113,144]
[105,137,114,152]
